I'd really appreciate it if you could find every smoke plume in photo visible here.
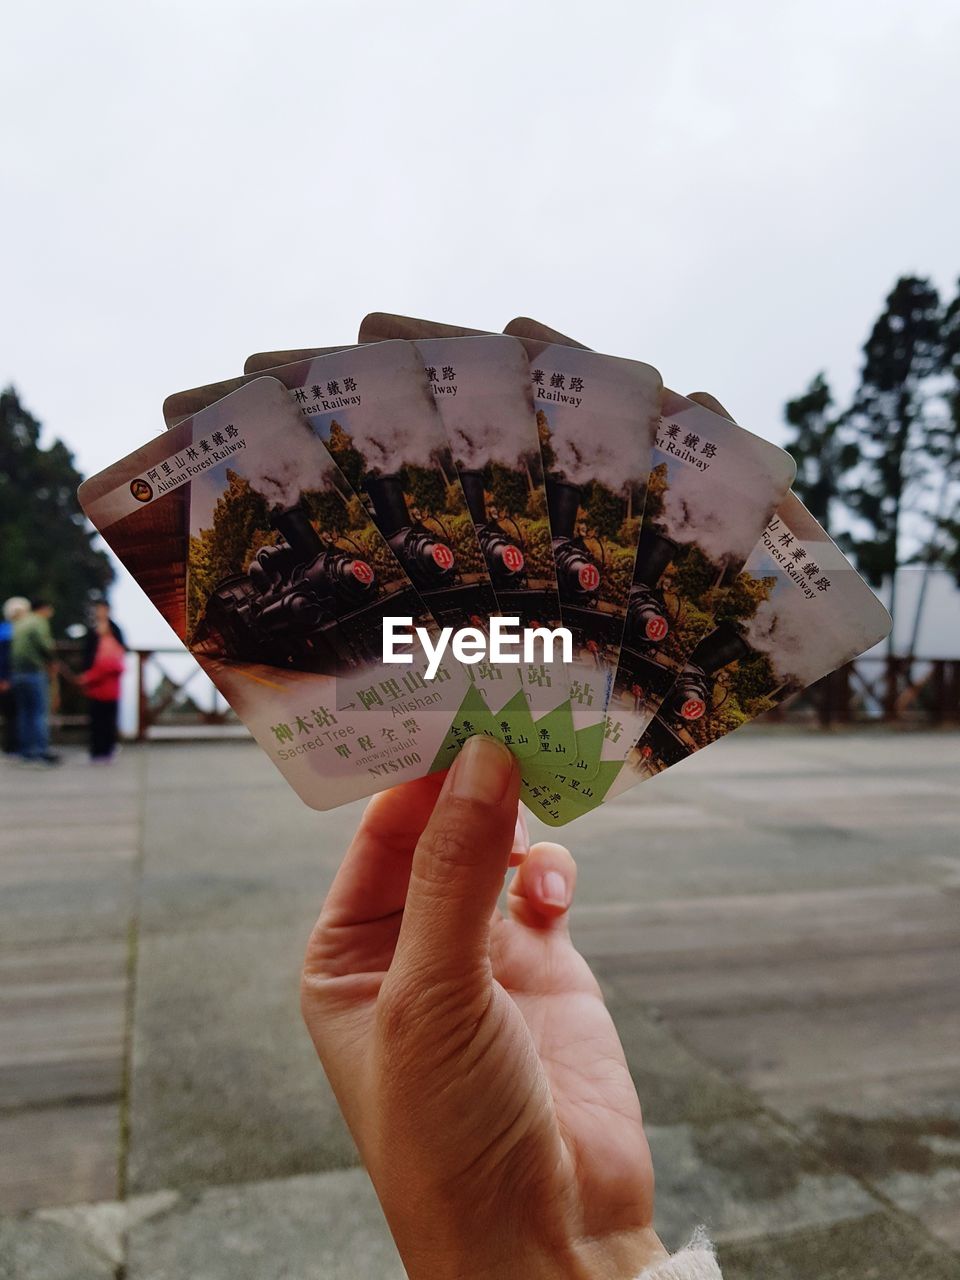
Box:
[740,551,891,690]
[188,385,342,534]
[740,585,829,688]
[300,346,448,473]
[658,469,770,569]
[447,414,523,471]
[263,433,340,512]
[329,412,444,473]
[547,403,649,492]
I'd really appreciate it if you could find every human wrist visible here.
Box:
[398,1225,667,1280]
[573,1226,669,1279]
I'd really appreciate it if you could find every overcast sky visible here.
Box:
[3,0,958,647]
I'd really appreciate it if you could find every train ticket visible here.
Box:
[80,377,478,810]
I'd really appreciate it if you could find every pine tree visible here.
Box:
[581,481,623,540]
[403,464,446,516]
[326,420,365,492]
[303,489,348,537]
[783,374,857,536]
[0,386,112,630]
[187,470,270,637]
[487,462,528,517]
[843,277,943,646]
[930,280,960,583]
[536,410,555,471]
[904,278,960,649]
[643,463,669,524]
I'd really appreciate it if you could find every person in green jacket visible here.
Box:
[11,599,60,765]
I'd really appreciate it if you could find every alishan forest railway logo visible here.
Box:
[130,477,153,503]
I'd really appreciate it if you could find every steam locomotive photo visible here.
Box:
[195,503,420,673]
[364,472,497,629]
[459,469,563,628]
[623,530,677,650]
[613,528,680,703]
[638,622,752,771]
[545,478,625,651]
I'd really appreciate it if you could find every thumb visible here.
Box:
[390,735,519,993]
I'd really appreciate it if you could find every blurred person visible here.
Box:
[76,600,126,762]
[11,598,60,766]
[1,597,30,755]
[301,736,720,1280]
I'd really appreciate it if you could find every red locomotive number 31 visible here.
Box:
[645,616,668,642]
[578,563,600,591]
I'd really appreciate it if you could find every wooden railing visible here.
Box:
[761,657,960,727]
[31,647,959,742]
[43,644,238,742]
[129,648,238,740]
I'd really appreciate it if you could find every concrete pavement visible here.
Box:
[1,729,958,1278]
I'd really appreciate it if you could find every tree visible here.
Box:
[581,481,623,540]
[665,543,718,605]
[0,386,112,631]
[605,544,637,609]
[536,410,555,471]
[935,517,960,584]
[729,651,778,706]
[906,278,960,646]
[187,469,270,637]
[486,462,528,517]
[930,280,960,581]
[518,515,552,581]
[326,420,365,492]
[303,488,348,537]
[783,374,857,536]
[843,277,943,645]
[403,464,446,516]
[643,463,669,524]
[713,571,777,626]
[785,274,960,654]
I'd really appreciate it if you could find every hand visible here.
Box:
[301,736,665,1280]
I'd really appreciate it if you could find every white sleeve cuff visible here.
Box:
[635,1229,721,1280]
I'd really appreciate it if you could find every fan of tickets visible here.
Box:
[79,313,891,826]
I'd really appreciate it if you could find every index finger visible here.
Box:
[319,772,445,930]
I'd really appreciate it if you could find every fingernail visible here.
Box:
[541,869,569,908]
[449,735,514,805]
[512,810,530,856]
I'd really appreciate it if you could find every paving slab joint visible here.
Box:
[654,1010,960,1264]
[115,750,149,1231]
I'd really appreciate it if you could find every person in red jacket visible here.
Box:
[77,601,126,762]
